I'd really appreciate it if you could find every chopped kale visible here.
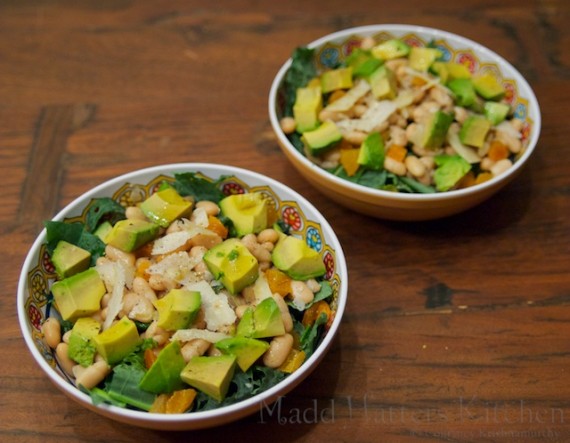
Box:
[171,172,227,203]
[45,220,106,266]
[85,197,126,233]
[283,47,317,116]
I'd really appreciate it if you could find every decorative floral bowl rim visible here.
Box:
[17,163,348,430]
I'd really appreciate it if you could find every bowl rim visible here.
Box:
[268,24,542,203]
[17,162,348,427]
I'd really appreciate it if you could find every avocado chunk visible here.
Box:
[459,115,491,148]
[345,48,383,77]
[448,78,477,108]
[272,235,326,280]
[203,238,259,294]
[105,219,159,252]
[484,101,511,125]
[293,85,322,133]
[367,65,397,99]
[180,355,237,402]
[434,155,472,192]
[320,67,353,93]
[139,340,186,394]
[473,73,506,100]
[153,288,201,331]
[357,132,385,170]
[93,221,113,243]
[215,337,270,372]
[430,61,472,84]
[236,297,285,339]
[51,268,106,321]
[301,120,343,156]
[408,47,441,72]
[371,38,411,60]
[93,316,141,365]
[67,317,101,367]
[419,110,454,150]
[140,187,193,228]
[51,240,91,279]
[219,193,269,237]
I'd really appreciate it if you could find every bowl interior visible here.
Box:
[18,163,347,430]
[269,24,541,209]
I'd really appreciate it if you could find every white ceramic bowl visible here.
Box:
[268,24,541,221]
[18,163,347,430]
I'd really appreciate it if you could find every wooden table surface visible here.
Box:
[2,1,569,442]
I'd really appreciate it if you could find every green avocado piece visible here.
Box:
[93,221,113,243]
[293,85,323,133]
[67,317,101,367]
[93,316,141,365]
[237,297,285,339]
[448,78,477,108]
[51,268,106,321]
[215,337,270,372]
[271,235,326,281]
[51,240,91,279]
[473,73,506,100]
[153,288,201,331]
[140,187,193,228]
[105,219,159,252]
[320,67,353,93]
[367,65,397,99]
[408,47,442,72]
[180,355,237,402]
[301,120,343,156]
[357,132,385,170]
[139,340,186,394]
[484,101,511,125]
[459,115,492,148]
[420,110,454,150]
[345,48,383,77]
[203,238,259,294]
[430,61,472,84]
[219,193,269,237]
[434,155,472,192]
[371,38,411,60]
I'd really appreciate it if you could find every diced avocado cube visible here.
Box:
[368,65,397,99]
[459,115,492,148]
[93,221,113,243]
[371,38,411,60]
[180,355,237,402]
[215,337,270,372]
[93,316,141,365]
[236,297,285,339]
[140,187,193,228]
[271,235,326,281]
[345,48,383,77]
[293,85,323,133]
[105,219,159,252]
[357,132,385,170]
[51,268,106,321]
[434,155,472,192]
[420,110,454,149]
[431,61,472,84]
[408,47,442,72]
[484,101,511,125]
[203,238,259,294]
[139,340,186,394]
[67,317,101,367]
[153,289,201,331]
[320,67,353,93]
[473,73,506,100]
[219,193,269,237]
[448,78,477,108]
[51,240,91,279]
[301,120,343,156]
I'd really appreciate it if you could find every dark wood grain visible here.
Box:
[1,1,569,442]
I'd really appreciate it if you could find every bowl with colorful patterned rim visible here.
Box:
[18,163,347,430]
[268,24,541,220]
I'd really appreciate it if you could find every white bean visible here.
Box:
[41,317,61,349]
[279,117,296,135]
[105,244,136,267]
[290,280,314,307]
[74,360,111,390]
[125,206,147,221]
[491,158,513,176]
[263,334,294,368]
[272,294,293,333]
[405,155,426,178]
[384,157,407,176]
[55,343,76,376]
[195,200,220,216]
[181,339,210,362]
